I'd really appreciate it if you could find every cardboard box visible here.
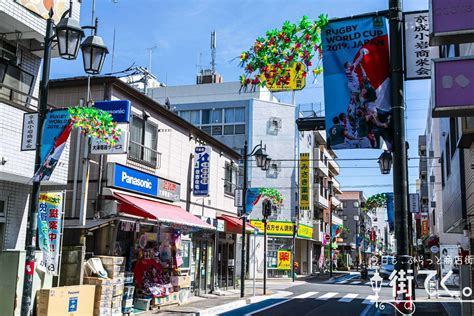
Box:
[93,306,111,316]
[152,292,179,306]
[111,295,122,309]
[134,298,150,311]
[94,298,112,309]
[111,306,121,315]
[84,277,113,286]
[97,255,125,265]
[112,282,124,296]
[122,298,134,308]
[171,275,191,288]
[36,285,95,316]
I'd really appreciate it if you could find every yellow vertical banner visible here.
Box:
[299,153,310,210]
[277,250,292,270]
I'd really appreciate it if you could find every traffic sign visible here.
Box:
[325,233,330,242]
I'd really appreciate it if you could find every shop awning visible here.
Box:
[218,215,255,234]
[114,192,214,230]
[64,217,117,231]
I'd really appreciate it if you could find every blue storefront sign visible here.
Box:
[193,146,211,196]
[109,163,181,201]
[94,100,131,123]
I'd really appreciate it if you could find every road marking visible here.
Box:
[294,291,318,299]
[317,292,338,300]
[338,293,358,302]
[336,280,348,284]
[243,298,292,316]
[383,281,390,286]
[351,281,361,285]
[362,295,377,304]
[364,281,371,285]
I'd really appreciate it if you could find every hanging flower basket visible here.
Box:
[68,107,122,145]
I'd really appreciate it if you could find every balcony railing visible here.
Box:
[0,82,38,110]
[224,180,236,196]
[128,140,161,169]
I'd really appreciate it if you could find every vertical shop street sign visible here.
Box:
[404,11,439,80]
[21,112,38,151]
[299,153,310,210]
[193,146,211,196]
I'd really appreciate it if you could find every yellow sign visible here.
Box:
[277,250,292,270]
[297,224,313,239]
[250,220,293,236]
[262,62,306,92]
[299,153,310,210]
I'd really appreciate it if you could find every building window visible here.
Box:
[179,110,200,125]
[343,201,347,208]
[129,115,159,168]
[319,177,324,196]
[0,59,35,105]
[224,162,237,196]
[353,201,360,208]
[201,109,211,124]
[440,153,445,187]
[445,138,451,177]
[449,118,457,158]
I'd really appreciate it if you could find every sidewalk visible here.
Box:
[138,278,299,315]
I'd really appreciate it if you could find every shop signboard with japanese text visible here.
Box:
[262,62,306,91]
[91,129,129,154]
[249,220,293,236]
[299,153,310,210]
[193,146,211,196]
[322,16,392,150]
[404,11,439,80]
[21,112,38,151]
[297,224,313,239]
[37,192,64,275]
[430,0,474,45]
[277,250,291,270]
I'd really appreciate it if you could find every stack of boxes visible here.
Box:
[84,277,113,316]
[98,256,125,316]
[122,272,135,314]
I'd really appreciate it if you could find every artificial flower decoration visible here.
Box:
[68,107,122,145]
[259,188,284,208]
[239,14,329,89]
[363,193,388,212]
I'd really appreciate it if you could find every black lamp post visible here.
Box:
[81,18,109,74]
[378,151,392,175]
[241,140,271,298]
[21,3,108,315]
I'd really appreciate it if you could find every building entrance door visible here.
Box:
[217,234,235,289]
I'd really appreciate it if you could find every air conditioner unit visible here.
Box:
[102,199,119,216]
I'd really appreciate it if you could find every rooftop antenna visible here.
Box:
[210,31,216,74]
[147,45,158,73]
[110,28,116,72]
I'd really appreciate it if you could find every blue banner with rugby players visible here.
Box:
[322,16,392,150]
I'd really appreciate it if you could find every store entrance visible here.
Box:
[217,234,235,289]
[193,239,212,295]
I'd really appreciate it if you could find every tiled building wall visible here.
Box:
[0,181,30,250]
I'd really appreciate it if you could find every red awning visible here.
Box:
[114,192,214,230]
[218,215,255,234]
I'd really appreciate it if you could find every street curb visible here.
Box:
[197,290,293,316]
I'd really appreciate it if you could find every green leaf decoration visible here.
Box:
[363,193,388,212]
[68,107,122,146]
[259,188,284,207]
[239,14,329,89]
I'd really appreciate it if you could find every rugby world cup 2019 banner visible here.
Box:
[322,16,392,151]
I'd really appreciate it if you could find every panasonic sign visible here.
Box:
[109,163,181,201]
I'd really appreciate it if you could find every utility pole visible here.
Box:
[240,141,248,298]
[389,0,410,303]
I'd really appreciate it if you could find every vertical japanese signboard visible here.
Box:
[404,11,439,80]
[193,146,211,196]
[322,16,392,150]
[38,192,64,275]
[21,112,38,151]
[277,250,291,270]
[421,216,430,236]
[299,153,310,210]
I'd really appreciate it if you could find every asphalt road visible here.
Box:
[220,276,459,316]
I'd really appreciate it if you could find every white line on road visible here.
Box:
[338,293,359,302]
[243,298,292,316]
[317,292,338,300]
[364,281,371,285]
[294,292,319,299]
[351,281,361,284]
[362,295,377,304]
[336,280,348,284]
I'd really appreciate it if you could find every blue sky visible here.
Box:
[51,0,431,197]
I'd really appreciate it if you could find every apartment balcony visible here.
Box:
[419,157,428,176]
[312,219,322,242]
[331,195,341,209]
[331,177,342,195]
[332,213,343,226]
[420,180,429,200]
[418,135,427,157]
[328,157,340,176]
[313,147,329,177]
[314,190,329,209]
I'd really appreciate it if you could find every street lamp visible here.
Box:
[80,18,109,74]
[378,151,392,175]
[240,140,272,298]
[370,270,383,306]
[21,3,108,315]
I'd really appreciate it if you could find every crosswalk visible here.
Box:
[292,291,378,304]
[329,279,391,287]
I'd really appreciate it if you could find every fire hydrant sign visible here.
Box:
[277,250,291,270]
[193,146,211,196]
[37,192,64,275]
